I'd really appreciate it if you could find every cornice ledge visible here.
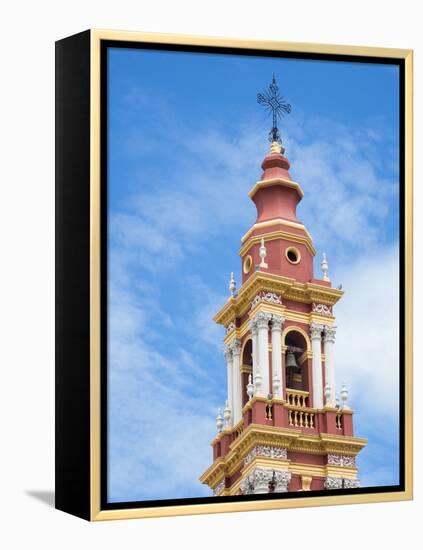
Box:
[248,177,305,200]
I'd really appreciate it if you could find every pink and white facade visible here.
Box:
[200,140,367,496]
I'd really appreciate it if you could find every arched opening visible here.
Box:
[242,339,253,367]
[284,330,309,393]
[241,339,253,407]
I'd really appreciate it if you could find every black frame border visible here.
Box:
[99,40,406,512]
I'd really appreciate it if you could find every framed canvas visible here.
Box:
[55,29,413,521]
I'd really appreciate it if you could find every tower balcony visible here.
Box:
[212,392,354,462]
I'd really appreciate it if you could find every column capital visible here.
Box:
[255,311,272,329]
[271,314,285,331]
[274,470,292,492]
[251,468,273,494]
[324,325,337,343]
[324,476,343,490]
[230,339,242,357]
[343,478,360,489]
[249,318,258,335]
[310,322,324,340]
[224,345,233,361]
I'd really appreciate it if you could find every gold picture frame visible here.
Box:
[55,29,413,521]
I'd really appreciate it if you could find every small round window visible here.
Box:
[243,254,253,274]
[285,246,301,264]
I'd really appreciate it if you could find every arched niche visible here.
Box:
[283,327,310,393]
[241,338,253,407]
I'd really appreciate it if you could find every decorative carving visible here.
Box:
[324,476,343,490]
[324,476,359,489]
[327,454,356,467]
[251,468,274,493]
[213,480,225,496]
[255,311,273,329]
[251,291,283,309]
[230,339,242,357]
[244,445,288,465]
[324,325,337,343]
[271,314,285,330]
[309,322,324,340]
[226,321,236,335]
[343,478,360,489]
[312,303,332,316]
[249,318,258,336]
[241,468,291,494]
[224,344,232,362]
[273,470,291,492]
[240,475,254,495]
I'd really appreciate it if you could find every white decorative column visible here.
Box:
[271,315,285,399]
[231,339,242,424]
[324,326,337,407]
[310,322,324,409]
[249,318,259,380]
[224,345,233,426]
[256,312,272,397]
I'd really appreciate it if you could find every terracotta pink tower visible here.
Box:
[200,77,367,496]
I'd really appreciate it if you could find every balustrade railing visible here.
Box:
[285,388,315,429]
[265,402,273,421]
[286,388,309,408]
[232,420,244,440]
[288,409,315,428]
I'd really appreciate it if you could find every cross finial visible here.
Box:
[257,75,291,145]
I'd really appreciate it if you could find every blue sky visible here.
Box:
[107,46,400,502]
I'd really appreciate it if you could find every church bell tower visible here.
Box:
[200,77,367,496]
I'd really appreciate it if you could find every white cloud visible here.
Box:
[334,245,399,413]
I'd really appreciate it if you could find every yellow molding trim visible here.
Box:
[227,307,336,340]
[214,272,343,327]
[200,424,367,486]
[241,218,314,244]
[290,463,326,477]
[248,177,305,200]
[242,457,291,477]
[283,325,311,351]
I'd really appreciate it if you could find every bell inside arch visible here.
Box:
[286,351,298,369]
[286,349,303,389]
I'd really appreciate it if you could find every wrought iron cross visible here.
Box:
[257,75,291,143]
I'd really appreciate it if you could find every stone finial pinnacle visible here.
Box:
[259,238,268,269]
[229,272,236,297]
[270,140,284,155]
[321,252,330,282]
